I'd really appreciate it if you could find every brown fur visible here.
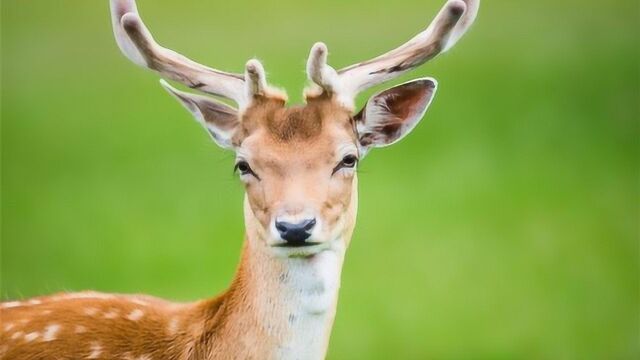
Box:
[1,242,321,359]
[0,83,432,360]
[237,97,350,145]
[0,97,359,360]
[1,293,196,359]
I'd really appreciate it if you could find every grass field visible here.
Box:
[2,0,639,358]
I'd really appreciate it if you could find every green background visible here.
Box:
[2,0,638,358]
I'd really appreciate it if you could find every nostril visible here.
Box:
[303,219,316,231]
[275,221,287,233]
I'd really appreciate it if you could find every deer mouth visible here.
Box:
[273,241,322,248]
[270,240,334,258]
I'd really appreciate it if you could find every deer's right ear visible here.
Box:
[160,80,239,149]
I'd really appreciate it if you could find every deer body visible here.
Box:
[0,241,345,359]
[1,0,478,359]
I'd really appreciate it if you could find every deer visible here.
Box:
[0,0,479,359]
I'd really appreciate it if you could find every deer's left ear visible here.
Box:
[355,78,437,150]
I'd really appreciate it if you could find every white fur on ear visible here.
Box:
[160,80,239,149]
[356,77,437,154]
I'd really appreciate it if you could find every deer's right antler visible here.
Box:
[110,0,284,109]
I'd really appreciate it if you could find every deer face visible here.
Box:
[162,79,436,257]
[236,100,359,255]
[111,0,478,256]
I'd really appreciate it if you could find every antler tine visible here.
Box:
[110,0,249,107]
[306,42,340,94]
[444,0,479,52]
[306,0,479,108]
[245,59,267,98]
[243,59,288,103]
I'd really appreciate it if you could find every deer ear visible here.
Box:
[160,80,239,149]
[355,78,437,150]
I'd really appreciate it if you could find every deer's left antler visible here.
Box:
[306,0,480,108]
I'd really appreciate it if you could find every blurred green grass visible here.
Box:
[1,0,638,358]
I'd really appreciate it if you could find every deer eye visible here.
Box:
[342,155,358,167]
[234,161,259,180]
[332,155,358,175]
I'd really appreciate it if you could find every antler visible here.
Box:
[306,0,479,108]
[110,0,284,108]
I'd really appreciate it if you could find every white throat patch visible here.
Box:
[275,248,344,360]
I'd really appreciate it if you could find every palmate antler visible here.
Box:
[306,0,480,108]
[111,0,478,111]
[109,0,285,109]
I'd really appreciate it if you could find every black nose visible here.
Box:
[275,218,316,244]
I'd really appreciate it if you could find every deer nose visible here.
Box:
[275,218,316,244]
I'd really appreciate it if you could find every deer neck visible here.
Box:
[198,202,350,360]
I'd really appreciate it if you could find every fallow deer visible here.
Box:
[0,0,480,359]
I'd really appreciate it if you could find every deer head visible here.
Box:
[110,0,479,258]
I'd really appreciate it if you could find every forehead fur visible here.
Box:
[238,97,353,144]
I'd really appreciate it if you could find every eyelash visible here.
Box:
[332,155,359,175]
[234,161,260,180]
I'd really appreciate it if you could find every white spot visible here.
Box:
[167,317,180,335]
[28,299,42,305]
[103,309,119,319]
[74,292,113,300]
[75,325,87,333]
[24,331,39,342]
[88,342,102,359]
[3,323,14,332]
[84,307,99,316]
[1,301,21,309]
[11,331,24,340]
[127,309,144,321]
[54,292,114,301]
[130,299,148,306]
[42,324,61,341]
[41,309,52,315]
